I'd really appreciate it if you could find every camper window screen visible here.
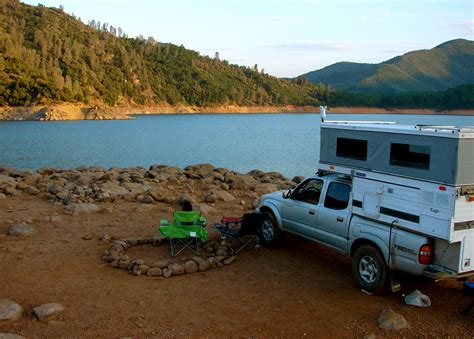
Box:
[336,138,367,161]
[390,143,431,170]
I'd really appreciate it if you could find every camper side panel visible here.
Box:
[319,127,459,185]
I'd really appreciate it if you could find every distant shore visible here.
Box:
[0,103,473,121]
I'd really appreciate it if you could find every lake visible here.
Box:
[0,113,472,178]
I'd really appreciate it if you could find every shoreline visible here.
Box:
[0,103,473,121]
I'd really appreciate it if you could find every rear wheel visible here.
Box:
[352,245,387,293]
[259,212,282,248]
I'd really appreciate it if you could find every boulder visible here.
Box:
[47,183,63,195]
[8,222,34,237]
[223,256,236,265]
[100,182,130,199]
[168,263,185,276]
[254,183,278,194]
[26,186,40,195]
[65,203,99,214]
[0,175,15,185]
[195,204,217,216]
[0,300,22,321]
[292,176,305,184]
[198,261,211,272]
[32,303,65,321]
[378,309,409,331]
[230,175,257,190]
[147,268,163,276]
[184,164,215,177]
[204,190,235,203]
[184,260,199,274]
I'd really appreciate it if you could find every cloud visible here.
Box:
[270,42,352,52]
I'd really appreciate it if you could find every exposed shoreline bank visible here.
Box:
[0,103,473,121]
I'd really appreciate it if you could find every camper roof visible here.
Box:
[322,121,474,138]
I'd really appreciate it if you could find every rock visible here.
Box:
[100,182,130,199]
[32,303,64,321]
[185,164,215,177]
[184,260,199,274]
[192,256,205,264]
[378,309,409,331]
[168,263,185,276]
[230,174,257,190]
[65,203,99,214]
[0,175,15,185]
[147,268,163,276]
[216,248,228,257]
[0,300,22,321]
[47,183,63,195]
[8,222,34,237]
[195,204,217,216]
[176,193,197,205]
[292,176,304,184]
[0,193,5,199]
[223,256,236,265]
[204,190,235,203]
[198,261,211,272]
[163,268,172,278]
[404,289,431,307]
[139,194,154,204]
[0,333,25,339]
[82,234,93,240]
[254,183,278,194]
[26,186,39,195]
[48,215,63,224]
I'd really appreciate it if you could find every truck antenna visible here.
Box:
[320,106,327,122]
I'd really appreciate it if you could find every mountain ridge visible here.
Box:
[299,39,474,93]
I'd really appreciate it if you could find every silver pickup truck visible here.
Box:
[256,172,433,293]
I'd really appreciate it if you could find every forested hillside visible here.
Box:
[0,0,329,107]
[300,39,474,93]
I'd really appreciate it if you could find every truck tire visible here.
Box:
[259,212,281,248]
[352,245,387,293]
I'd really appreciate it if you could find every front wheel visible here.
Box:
[352,245,387,294]
[259,212,282,248]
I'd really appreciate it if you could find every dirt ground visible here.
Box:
[0,193,472,337]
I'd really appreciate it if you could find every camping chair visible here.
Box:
[159,211,207,256]
[214,213,263,254]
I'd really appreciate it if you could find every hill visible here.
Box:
[300,39,474,93]
[0,0,328,107]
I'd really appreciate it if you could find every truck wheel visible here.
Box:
[352,245,387,293]
[259,212,281,248]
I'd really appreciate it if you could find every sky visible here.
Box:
[22,0,474,78]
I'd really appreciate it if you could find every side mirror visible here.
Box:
[282,190,292,199]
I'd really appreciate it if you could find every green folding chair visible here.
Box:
[159,211,207,256]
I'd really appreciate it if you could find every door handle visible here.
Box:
[337,216,344,222]
[309,210,315,215]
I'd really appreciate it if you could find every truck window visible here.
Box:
[336,138,367,161]
[291,178,323,205]
[390,143,430,170]
[324,182,351,210]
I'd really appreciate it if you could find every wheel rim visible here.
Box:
[359,255,379,284]
[261,219,274,242]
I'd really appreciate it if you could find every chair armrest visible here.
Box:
[160,219,169,226]
[199,216,206,226]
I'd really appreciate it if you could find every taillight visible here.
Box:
[419,244,432,265]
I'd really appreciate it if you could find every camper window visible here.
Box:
[336,138,367,161]
[390,143,431,170]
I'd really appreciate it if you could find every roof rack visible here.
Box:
[323,120,396,124]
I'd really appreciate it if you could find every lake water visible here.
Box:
[0,113,472,178]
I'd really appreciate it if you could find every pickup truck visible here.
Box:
[256,172,437,293]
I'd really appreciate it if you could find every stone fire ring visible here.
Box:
[102,237,237,278]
